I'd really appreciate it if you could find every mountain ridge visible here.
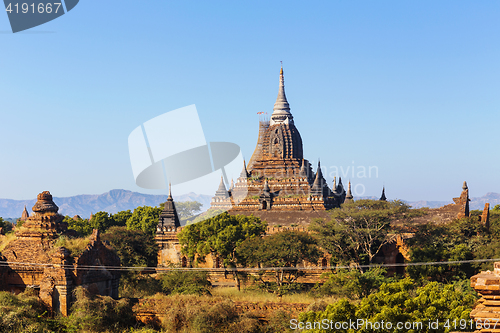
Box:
[0,189,212,219]
[0,189,498,219]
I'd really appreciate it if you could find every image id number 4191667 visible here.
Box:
[6,2,62,14]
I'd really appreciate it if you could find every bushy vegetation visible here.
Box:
[299,278,477,333]
[53,235,91,257]
[61,287,136,332]
[2,200,494,332]
[406,215,497,283]
[311,267,393,299]
[134,294,293,333]
[0,289,58,332]
[160,270,212,296]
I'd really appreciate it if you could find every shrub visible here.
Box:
[62,287,135,332]
[53,235,90,257]
[160,270,211,296]
[0,289,57,333]
[119,272,162,298]
[311,267,390,299]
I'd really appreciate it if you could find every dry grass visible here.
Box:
[54,235,90,257]
[0,232,17,252]
[211,286,339,304]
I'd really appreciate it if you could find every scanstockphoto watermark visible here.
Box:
[290,318,482,331]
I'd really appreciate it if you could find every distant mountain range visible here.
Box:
[0,189,213,219]
[1,190,498,219]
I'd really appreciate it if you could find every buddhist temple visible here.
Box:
[210,66,347,216]
[0,191,120,315]
[156,185,187,267]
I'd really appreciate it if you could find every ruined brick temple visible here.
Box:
[0,191,120,315]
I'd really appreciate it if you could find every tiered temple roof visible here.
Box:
[210,66,347,215]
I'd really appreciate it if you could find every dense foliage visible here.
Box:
[299,278,477,333]
[101,226,158,267]
[178,212,267,290]
[406,213,500,282]
[309,200,422,266]
[160,270,212,296]
[238,231,321,295]
[312,267,392,299]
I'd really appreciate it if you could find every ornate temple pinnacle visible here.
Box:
[463,181,468,190]
[271,64,293,126]
[168,183,173,200]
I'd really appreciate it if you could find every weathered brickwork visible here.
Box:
[0,191,120,315]
[210,68,348,216]
[470,262,500,332]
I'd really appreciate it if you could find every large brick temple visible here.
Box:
[210,67,353,220]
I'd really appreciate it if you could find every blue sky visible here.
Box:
[1,1,499,202]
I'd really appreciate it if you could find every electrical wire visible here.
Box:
[0,257,498,272]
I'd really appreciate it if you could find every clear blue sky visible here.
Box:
[1,1,499,202]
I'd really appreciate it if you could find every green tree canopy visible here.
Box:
[177,212,267,290]
[112,210,132,227]
[101,226,158,267]
[160,270,211,296]
[64,216,93,236]
[237,231,321,295]
[407,218,486,282]
[0,217,13,234]
[89,211,115,232]
[312,267,391,299]
[125,206,162,236]
[310,199,417,266]
[299,278,477,333]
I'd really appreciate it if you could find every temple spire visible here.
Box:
[158,185,180,232]
[240,159,249,178]
[214,176,229,199]
[21,205,29,221]
[332,177,338,195]
[299,159,307,178]
[379,187,387,201]
[345,181,354,202]
[271,64,293,126]
[310,161,325,197]
[168,183,173,200]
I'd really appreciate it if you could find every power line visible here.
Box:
[0,257,498,273]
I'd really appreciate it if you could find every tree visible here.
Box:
[160,270,211,296]
[0,217,13,234]
[312,267,391,299]
[237,231,320,295]
[90,211,115,232]
[310,199,417,266]
[406,218,482,283]
[101,226,158,267]
[111,210,132,227]
[299,278,477,333]
[125,206,162,236]
[65,216,93,236]
[177,212,267,290]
